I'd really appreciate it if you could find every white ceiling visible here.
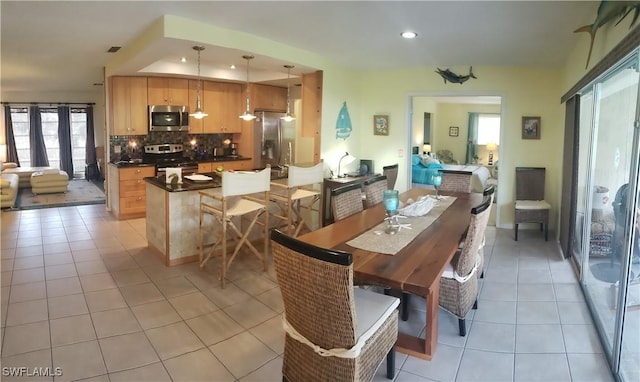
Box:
[1,1,600,96]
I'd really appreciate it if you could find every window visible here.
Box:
[477,114,500,145]
[10,106,88,178]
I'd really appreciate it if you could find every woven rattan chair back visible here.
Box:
[382,164,398,190]
[270,230,361,380]
[516,167,545,200]
[483,184,496,202]
[455,196,492,277]
[363,175,388,209]
[331,183,364,221]
[439,170,472,193]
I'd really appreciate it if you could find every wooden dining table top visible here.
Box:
[298,188,483,296]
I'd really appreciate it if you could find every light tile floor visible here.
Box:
[0,205,615,381]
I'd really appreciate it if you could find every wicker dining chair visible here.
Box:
[477,184,496,279]
[382,164,398,190]
[363,175,388,209]
[439,194,492,336]
[514,167,550,241]
[331,183,365,221]
[198,168,270,288]
[270,229,400,381]
[439,170,472,193]
[270,162,324,237]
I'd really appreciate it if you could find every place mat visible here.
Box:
[346,196,457,255]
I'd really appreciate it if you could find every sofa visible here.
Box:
[0,173,19,208]
[2,165,59,188]
[30,170,69,194]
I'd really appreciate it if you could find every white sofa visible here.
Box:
[0,173,19,208]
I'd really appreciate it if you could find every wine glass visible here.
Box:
[431,172,442,200]
[383,190,400,234]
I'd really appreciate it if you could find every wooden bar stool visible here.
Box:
[198,168,270,288]
[270,162,324,237]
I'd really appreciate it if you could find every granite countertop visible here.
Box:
[195,156,251,163]
[110,156,251,168]
[145,169,288,192]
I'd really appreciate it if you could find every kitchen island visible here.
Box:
[145,173,223,266]
[145,169,289,266]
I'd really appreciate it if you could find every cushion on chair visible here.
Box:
[353,288,400,342]
[515,200,551,210]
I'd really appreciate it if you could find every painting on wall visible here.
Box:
[374,115,389,136]
[522,116,541,139]
[449,126,459,137]
[336,101,352,140]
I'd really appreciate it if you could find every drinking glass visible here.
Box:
[383,190,400,234]
[431,173,442,199]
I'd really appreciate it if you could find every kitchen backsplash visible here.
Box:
[109,132,234,162]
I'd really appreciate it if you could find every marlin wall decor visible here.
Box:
[574,0,640,69]
[435,67,477,84]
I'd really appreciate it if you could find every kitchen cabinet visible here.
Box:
[147,77,189,106]
[203,81,243,133]
[188,79,205,133]
[110,76,148,135]
[251,84,287,112]
[108,164,155,219]
[198,160,251,173]
[302,71,323,164]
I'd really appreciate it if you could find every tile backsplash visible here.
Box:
[109,132,233,162]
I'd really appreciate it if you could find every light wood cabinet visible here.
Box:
[198,160,251,173]
[188,80,205,133]
[301,71,323,164]
[203,81,243,133]
[109,76,148,135]
[251,84,287,112]
[147,77,189,106]
[108,164,155,219]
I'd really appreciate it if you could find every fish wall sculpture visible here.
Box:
[574,0,640,69]
[435,67,477,84]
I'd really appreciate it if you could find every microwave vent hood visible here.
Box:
[148,105,190,132]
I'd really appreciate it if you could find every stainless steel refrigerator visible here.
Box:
[253,111,296,169]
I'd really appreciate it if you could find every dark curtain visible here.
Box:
[57,106,74,178]
[559,95,581,259]
[3,105,20,165]
[84,105,98,180]
[29,105,49,167]
[465,113,479,164]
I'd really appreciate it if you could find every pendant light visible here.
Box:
[190,46,208,119]
[280,65,295,122]
[239,55,256,121]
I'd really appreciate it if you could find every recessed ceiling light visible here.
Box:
[401,31,417,39]
[181,57,187,63]
[230,64,236,69]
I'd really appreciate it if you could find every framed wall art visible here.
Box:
[374,115,389,136]
[449,126,459,137]
[522,116,541,139]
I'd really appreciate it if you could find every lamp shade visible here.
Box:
[486,142,498,151]
[423,144,432,154]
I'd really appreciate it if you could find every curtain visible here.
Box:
[57,105,73,177]
[466,112,479,164]
[3,105,20,165]
[29,105,49,167]
[84,105,98,180]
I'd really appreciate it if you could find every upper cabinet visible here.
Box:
[110,76,148,136]
[147,77,189,106]
[251,84,287,112]
[203,81,243,133]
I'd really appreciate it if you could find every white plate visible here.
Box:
[185,174,213,182]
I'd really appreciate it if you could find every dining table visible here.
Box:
[297,188,483,360]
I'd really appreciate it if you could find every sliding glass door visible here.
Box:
[573,51,640,381]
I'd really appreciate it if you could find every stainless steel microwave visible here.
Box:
[148,105,189,132]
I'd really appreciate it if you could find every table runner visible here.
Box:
[346,196,457,255]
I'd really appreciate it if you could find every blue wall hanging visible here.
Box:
[336,101,352,140]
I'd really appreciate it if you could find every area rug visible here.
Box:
[15,180,105,210]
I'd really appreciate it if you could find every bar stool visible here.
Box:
[198,168,270,288]
[270,162,324,237]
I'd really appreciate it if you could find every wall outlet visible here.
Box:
[114,146,121,153]
[398,149,404,158]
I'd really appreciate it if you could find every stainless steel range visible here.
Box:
[143,144,198,176]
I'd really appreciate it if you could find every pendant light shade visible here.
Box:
[281,64,296,122]
[190,46,208,119]
[239,55,256,121]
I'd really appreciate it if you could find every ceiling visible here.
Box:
[1,1,600,96]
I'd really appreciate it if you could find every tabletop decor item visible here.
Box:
[383,189,400,234]
[431,172,442,199]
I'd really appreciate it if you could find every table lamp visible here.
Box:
[486,142,497,165]
[423,144,432,155]
[337,152,355,178]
